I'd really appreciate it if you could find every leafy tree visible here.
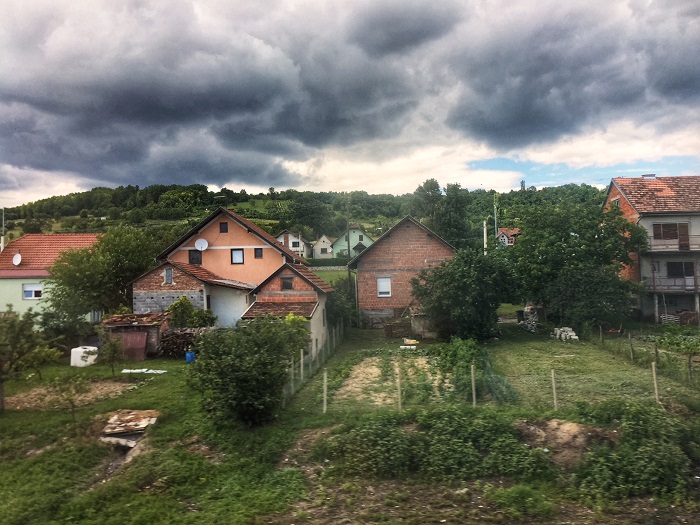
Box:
[95,327,124,378]
[44,226,157,329]
[411,179,442,223]
[412,250,514,341]
[189,315,309,426]
[326,276,357,326]
[167,296,217,328]
[506,198,646,328]
[0,306,56,412]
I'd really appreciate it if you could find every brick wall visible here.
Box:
[356,221,454,324]
[605,184,641,281]
[132,265,205,313]
[255,274,318,303]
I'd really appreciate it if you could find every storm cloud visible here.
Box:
[0,0,698,203]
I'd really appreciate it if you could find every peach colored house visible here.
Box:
[242,263,334,358]
[132,207,304,326]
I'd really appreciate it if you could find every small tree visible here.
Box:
[167,296,217,328]
[50,374,89,434]
[189,315,309,426]
[95,328,124,379]
[0,306,56,412]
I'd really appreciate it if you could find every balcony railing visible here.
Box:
[647,234,700,252]
[644,276,698,292]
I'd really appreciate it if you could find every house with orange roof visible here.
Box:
[605,174,700,322]
[242,263,334,358]
[348,216,455,328]
[132,207,327,327]
[0,233,99,316]
[497,227,521,246]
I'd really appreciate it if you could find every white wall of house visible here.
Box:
[209,286,250,327]
[308,294,328,359]
[0,278,46,316]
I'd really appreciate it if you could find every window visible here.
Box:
[189,250,202,265]
[164,268,173,284]
[281,276,294,290]
[231,249,244,264]
[219,222,228,233]
[377,277,392,297]
[667,261,694,278]
[22,283,42,299]
[254,248,263,259]
[653,223,679,240]
[320,248,328,254]
[359,234,363,241]
[292,241,300,248]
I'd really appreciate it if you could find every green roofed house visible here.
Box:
[330,224,374,258]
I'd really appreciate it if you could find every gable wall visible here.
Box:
[132,265,206,313]
[605,185,642,282]
[255,273,318,303]
[355,221,454,325]
[167,214,286,284]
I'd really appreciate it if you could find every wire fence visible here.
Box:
[282,321,345,406]
[319,331,700,414]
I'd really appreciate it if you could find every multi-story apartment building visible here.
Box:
[605,175,700,322]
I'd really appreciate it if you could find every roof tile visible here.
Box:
[0,233,99,276]
[241,301,318,319]
[612,176,700,214]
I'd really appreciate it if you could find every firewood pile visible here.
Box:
[383,318,412,338]
[157,328,208,358]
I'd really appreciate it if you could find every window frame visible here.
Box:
[231,248,244,264]
[219,222,228,233]
[22,283,43,300]
[189,249,202,265]
[254,247,263,259]
[377,277,392,297]
[667,261,694,278]
[281,276,294,290]
[164,268,173,284]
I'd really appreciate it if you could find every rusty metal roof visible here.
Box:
[102,312,170,326]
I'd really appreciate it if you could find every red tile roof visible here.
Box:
[611,176,700,214]
[0,233,99,278]
[498,228,521,237]
[241,301,318,319]
[102,312,170,326]
[169,261,255,290]
[250,263,334,294]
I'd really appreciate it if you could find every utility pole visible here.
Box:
[483,221,487,255]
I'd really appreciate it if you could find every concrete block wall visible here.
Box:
[132,265,206,313]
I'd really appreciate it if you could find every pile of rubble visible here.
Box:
[552,327,579,342]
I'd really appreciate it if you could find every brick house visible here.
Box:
[0,233,99,316]
[348,216,455,327]
[604,174,700,322]
[132,207,302,326]
[242,263,334,358]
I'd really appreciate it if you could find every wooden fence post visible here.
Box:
[471,364,477,407]
[628,332,634,363]
[300,347,304,382]
[323,368,328,414]
[652,362,661,405]
[397,363,402,412]
[551,369,559,410]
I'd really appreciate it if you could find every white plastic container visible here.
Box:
[70,346,98,367]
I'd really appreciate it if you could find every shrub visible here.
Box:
[188,315,308,426]
[485,484,555,520]
[167,296,216,328]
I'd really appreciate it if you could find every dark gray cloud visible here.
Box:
[0,0,698,203]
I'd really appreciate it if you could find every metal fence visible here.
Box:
[282,321,345,406]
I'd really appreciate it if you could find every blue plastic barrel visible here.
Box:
[185,351,196,363]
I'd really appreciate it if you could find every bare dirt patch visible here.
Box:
[5,380,135,410]
[333,357,395,406]
[517,419,617,469]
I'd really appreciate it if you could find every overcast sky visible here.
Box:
[1,0,699,207]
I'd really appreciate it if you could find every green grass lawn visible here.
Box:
[2,328,699,524]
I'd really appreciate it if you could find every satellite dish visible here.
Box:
[194,238,209,251]
[12,253,22,266]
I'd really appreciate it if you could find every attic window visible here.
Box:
[611,198,620,208]
[220,222,228,233]
[189,250,202,265]
[164,268,173,284]
[281,276,294,290]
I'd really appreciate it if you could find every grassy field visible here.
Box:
[1,327,699,524]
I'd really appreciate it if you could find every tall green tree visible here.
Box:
[412,250,514,341]
[507,199,646,328]
[44,226,157,321]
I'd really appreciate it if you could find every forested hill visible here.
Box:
[4,180,607,252]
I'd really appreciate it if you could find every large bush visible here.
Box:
[189,315,308,426]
